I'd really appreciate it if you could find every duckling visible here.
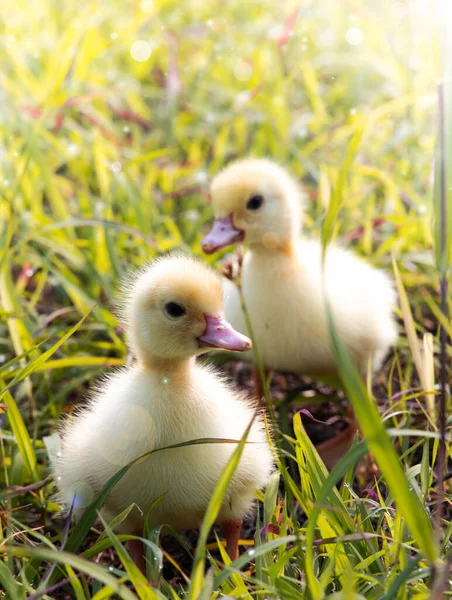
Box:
[54,254,274,568]
[202,158,397,377]
[201,159,398,465]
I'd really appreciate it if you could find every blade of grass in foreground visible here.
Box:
[2,384,39,482]
[304,439,369,597]
[325,302,438,565]
[188,416,255,599]
[98,514,163,600]
[4,546,137,600]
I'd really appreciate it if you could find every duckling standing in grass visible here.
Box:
[54,255,274,569]
[202,159,398,466]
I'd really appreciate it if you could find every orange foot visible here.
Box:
[315,408,360,471]
[221,518,243,561]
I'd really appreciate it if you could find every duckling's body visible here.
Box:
[223,238,396,377]
[56,362,270,532]
[54,255,273,560]
[202,159,398,379]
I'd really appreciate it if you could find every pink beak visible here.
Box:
[198,315,252,352]
[201,214,244,254]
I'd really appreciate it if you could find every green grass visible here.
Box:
[1,0,451,598]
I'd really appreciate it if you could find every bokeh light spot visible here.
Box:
[96,404,156,466]
[130,40,152,62]
[345,27,363,46]
[234,60,253,81]
[140,0,153,12]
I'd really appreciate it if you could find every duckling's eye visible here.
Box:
[164,301,187,319]
[246,194,264,211]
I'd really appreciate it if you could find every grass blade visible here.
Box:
[0,310,93,400]
[2,385,39,482]
[322,120,366,254]
[325,301,438,564]
[188,415,256,599]
[98,514,163,600]
[4,546,138,600]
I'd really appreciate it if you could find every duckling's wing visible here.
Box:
[322,242,398,370]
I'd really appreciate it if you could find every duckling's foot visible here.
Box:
[126,538,146,575]
[221,249,243,281]
[315,409,360,471]
[221,518,242,561]
[357,450,379,481]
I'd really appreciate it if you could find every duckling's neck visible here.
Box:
[249,238,296,257]
[137,355,195,382]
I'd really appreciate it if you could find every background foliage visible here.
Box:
[0,0,451,598]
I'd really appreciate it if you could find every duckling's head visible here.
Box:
[121,254,251,365]
[202,158,304,254]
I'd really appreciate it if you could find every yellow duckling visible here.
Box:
[201,159,398,467]
[54,254,274,568]
[202,158,397,379]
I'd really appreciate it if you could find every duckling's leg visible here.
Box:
[126,538,146,574]
[221,518,242,561]
[253,367,270,403]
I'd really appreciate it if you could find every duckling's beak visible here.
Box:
[201,215,244,254]
[198,315,252,352]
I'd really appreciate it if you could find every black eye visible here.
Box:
[164,301,187,318]
[246,194,264,211]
